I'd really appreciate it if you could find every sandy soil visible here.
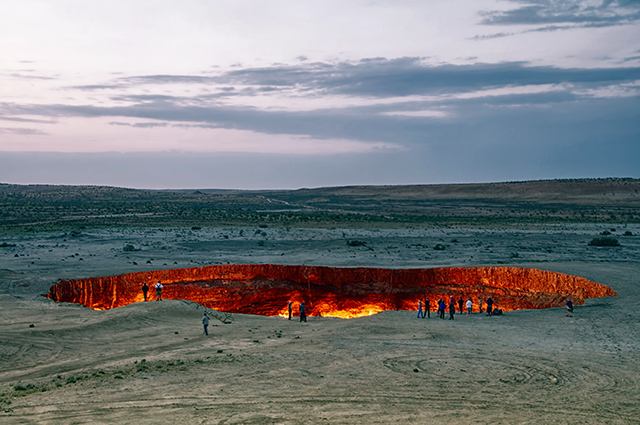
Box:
[0,225,639,424]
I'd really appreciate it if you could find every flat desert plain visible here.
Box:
[1,223,639,424]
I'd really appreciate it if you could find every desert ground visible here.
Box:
[1,180,639,424]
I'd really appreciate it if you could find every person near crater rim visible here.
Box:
[141,282,149,302]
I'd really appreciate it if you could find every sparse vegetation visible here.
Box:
[1,179,639,234]
[588,237,620,247]
[122,244,135,252]
[347,240,367,247]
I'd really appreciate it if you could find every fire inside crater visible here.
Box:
[46,264,616,318]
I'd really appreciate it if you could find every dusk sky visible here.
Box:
[1,0,639,189]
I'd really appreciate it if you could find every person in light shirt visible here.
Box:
[155,282,163,301]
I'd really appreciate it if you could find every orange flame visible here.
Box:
[45,264,616,318]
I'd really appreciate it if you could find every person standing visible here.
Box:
[424,297,430,318]
[155,281,163,301]
[142,283,149,301]
[478,298,483,313]
[202,312,210,335]
[438,298,445,319]
[417,299,424,318]
[466,298,472,315]
[299,302,307,322]
[458,297,464,315]
[566,299,573,317]
[448,299,455,320]
[288,301,293,320]
[486,296,493,316]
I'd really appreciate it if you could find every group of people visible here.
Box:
[140,284,574,337]
[288,300,307,322]
[141,282,163,301]
[418,296,496,320]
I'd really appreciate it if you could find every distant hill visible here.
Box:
[261,178,640,205]
[1,178,639,232]
[2,178,639,204]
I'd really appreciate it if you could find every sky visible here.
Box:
[1,0,639,189]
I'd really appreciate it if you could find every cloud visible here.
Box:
[0,116,54,124]
[0,127,47,135]
[7,72,55,80]
[2,57,638,180]
[211,59,640,98]
[69,84,125,91]
[4,59,639,147]
[479,0,640,29]
[60,59,640,103]
[109,121,170,128]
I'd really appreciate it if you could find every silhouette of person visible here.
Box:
[417,299,424,318]
[479,297,483,313]
[288,301,293,320]
[449,299,455,320]
[299,302,307,322]
[566,299,573,317]
[438,299,445,319]
[458,297,464,314]
[142,283,149,301]
[202,312,210,335]
[486,296,494,316]
[424,297,430,318]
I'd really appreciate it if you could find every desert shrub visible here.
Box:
[122,244,135,252]
[623,231,633,236]
[600,230,611,235]
[433,244,446,251]
[588,237,620,247]
[347,240,367,247]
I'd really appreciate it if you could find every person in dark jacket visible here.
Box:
[449,299,455,320]
[566,299,573,317]
[299,302,307,322]
[424,297,430,318]
[142,283,149,301]
[458,297,464,315]
[486,296,494,316]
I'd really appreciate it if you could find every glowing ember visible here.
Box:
[46,264,616,318]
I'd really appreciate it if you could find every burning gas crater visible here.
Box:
[47,264,616,318]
